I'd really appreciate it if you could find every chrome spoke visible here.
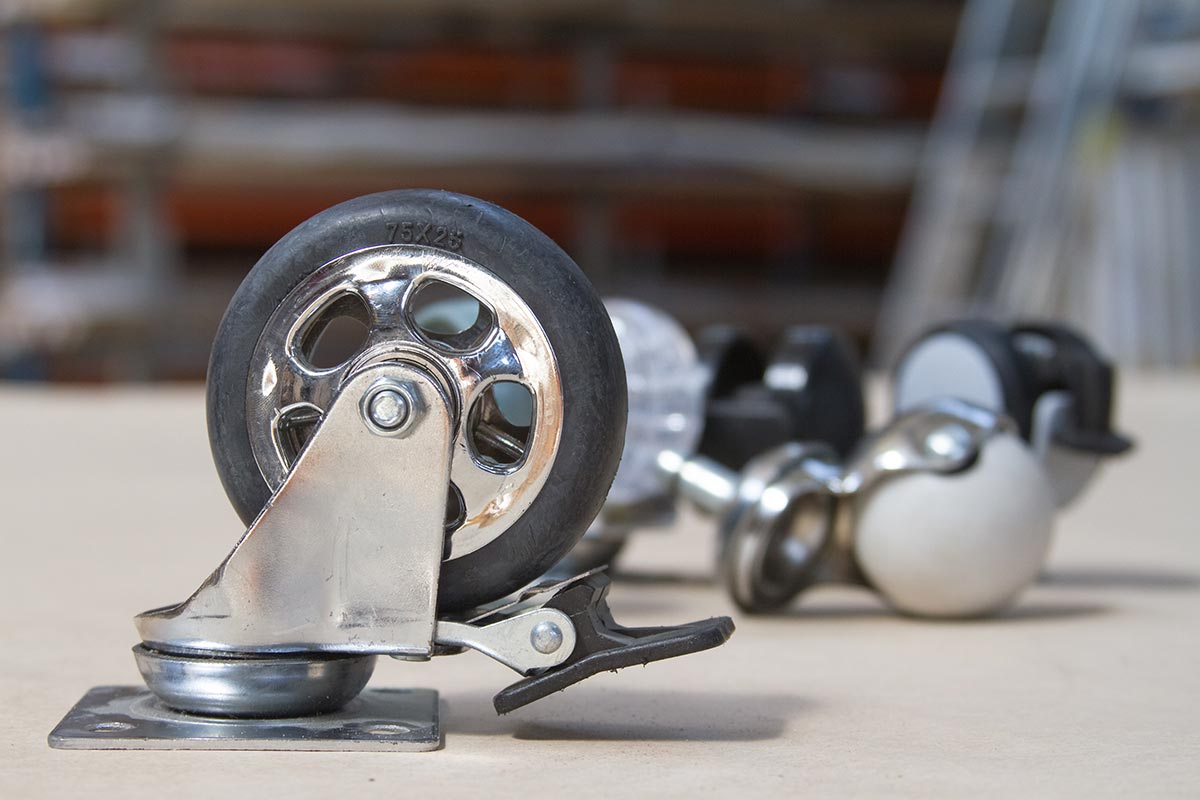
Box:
[450,447,525,535]
[358,277,413,332]
[458,330,524,386]
[282,358,343,411]
[361,321,422,354]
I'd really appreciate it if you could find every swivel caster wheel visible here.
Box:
[660,318,1132,618]
[50,192,733,753]
[661,399,1056,618]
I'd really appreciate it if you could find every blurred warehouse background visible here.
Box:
[1,0,1198,382]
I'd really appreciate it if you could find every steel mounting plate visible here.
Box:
[49,686,441,752]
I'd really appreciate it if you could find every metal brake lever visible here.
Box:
[492,574,735,714]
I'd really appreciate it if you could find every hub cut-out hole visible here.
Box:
[468,381,534,471]
[408,280,495,352]
[87,721,134,733]
[297,293,371,370]
[274,403,323,466]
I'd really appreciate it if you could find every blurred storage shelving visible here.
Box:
[2,0,962,380]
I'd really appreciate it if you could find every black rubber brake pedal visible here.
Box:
[493,574,735,714]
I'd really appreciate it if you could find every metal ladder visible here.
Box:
[876,0,1200,367]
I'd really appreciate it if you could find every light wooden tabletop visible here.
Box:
[2,374,1197,797]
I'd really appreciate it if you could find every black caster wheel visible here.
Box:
[206,190,627,612]
[698,325,865,469]
[763,326,865,459]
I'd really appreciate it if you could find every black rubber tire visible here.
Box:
[206,190,627,612]
[548,537,626,580]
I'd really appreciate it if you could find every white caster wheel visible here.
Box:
[854,431,1056,618]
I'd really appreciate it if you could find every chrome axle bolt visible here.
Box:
[530,621,564,654]
[368,389,410,429]
[360,380,419,436]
